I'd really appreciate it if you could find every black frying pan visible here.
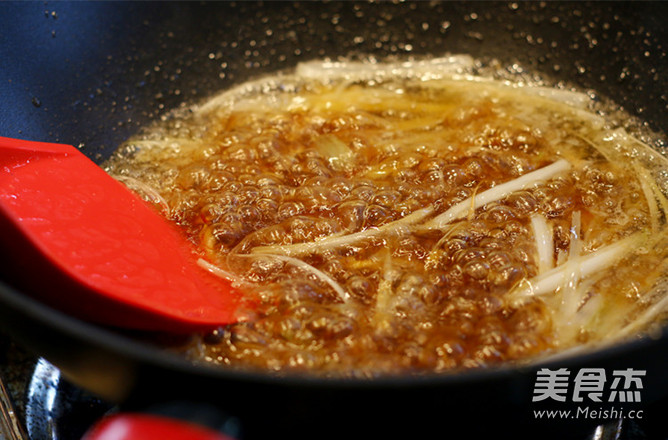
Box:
[0,2,667,439]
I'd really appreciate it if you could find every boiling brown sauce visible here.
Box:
[106,66,667,377]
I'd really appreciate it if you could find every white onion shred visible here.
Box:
[295,56,476,82]
[510,234,641,303]
[426,159,571,229]
[530,214,554,274]
[251,206,433,257]
[554,211,583,335]
[197,258,250,289]
[634,164,663,233]
[616,294,668,339]
[113,174,170,216]
[374,252,395,322]
[252,254,350,303]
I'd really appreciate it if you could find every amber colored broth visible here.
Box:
[105,75,666,377]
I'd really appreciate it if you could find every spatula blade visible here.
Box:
[0,137,246,331]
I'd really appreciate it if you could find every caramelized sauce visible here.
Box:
[106,63,667,376]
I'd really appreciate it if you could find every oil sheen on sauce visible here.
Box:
[105,58,668,377]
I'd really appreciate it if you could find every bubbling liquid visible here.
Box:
[105,58,668,377]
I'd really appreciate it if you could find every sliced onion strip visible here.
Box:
[530,214,554,274]
[426,159,571,229]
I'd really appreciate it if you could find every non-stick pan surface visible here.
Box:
[1,2,667,439]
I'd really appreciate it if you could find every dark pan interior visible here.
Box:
[1,2,666,151]
[1,2,667,439]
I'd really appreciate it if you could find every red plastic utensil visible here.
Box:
[0,137,245,331]
[82,414,236,440]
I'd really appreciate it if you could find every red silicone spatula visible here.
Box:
[0,136,246,331]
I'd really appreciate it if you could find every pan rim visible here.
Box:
[1,276,666,393]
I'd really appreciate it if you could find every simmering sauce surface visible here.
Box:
[106,61,668,376]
